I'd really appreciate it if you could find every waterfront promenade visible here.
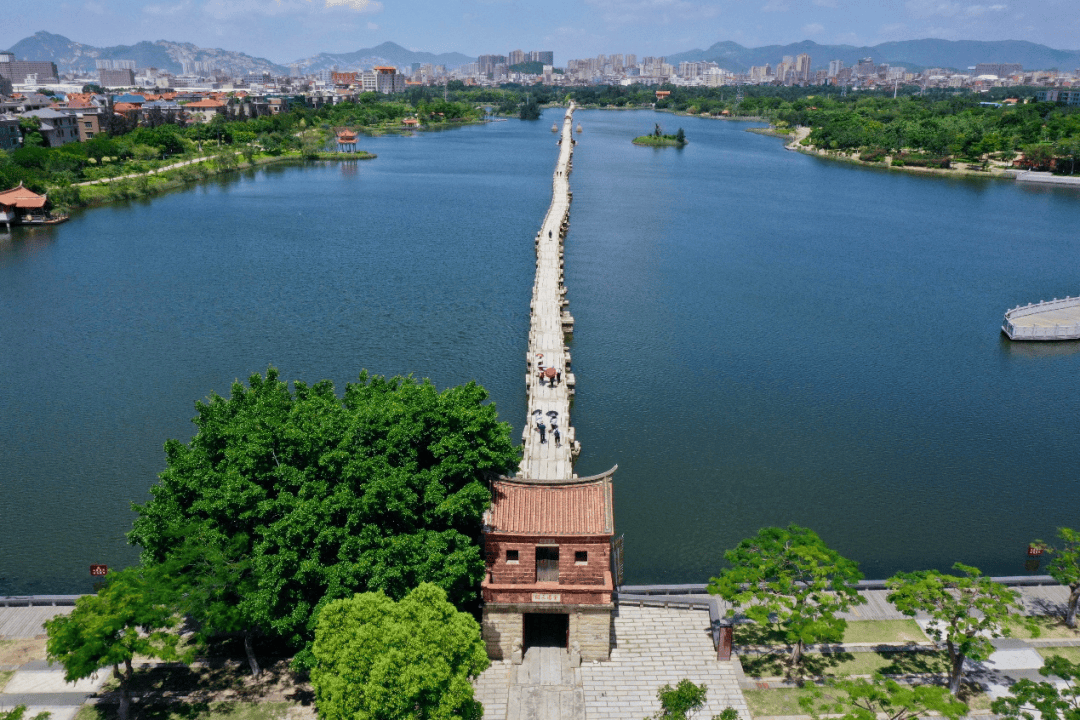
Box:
[519,102,578,480]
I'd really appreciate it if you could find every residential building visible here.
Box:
[0,113,22,150]
[0,52,59,84]
[795,53,812,83]
[75,112,101,141]
[182,98,226,122]
[828,59,844,78]
[21,108,79,147]
[99,68,136,88]
[508,49,526,67]
[975,63,1022,78]
[1037,89,1080,105]
[373,66,405,93]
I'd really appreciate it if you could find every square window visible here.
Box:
[506,549,519,563]
[575,551,588,564]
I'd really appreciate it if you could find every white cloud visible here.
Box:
[802,22,824,34]
[761,0,789,10]
[366,20,378,28]
[582,0,721,26]
[323,0,382,11]
[812,0,837,7]
[904,1,1007,18]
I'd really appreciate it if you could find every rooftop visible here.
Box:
[0,183,47,209]
[486,469,615,537]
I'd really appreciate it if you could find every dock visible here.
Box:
[1002,296,1080,340]
[519,103,579,480]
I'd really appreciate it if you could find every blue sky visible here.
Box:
[2,0,1077,64]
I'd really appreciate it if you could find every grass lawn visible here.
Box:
[75,701,295,720]
[734,620,927,646]
[739,650,950,679]
[0,670,13,692]
[1039,647,1080,663]
[744,683,991,717]
[1005,615,1080,640]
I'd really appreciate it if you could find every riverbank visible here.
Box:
[55,150,376,214]
[632,135,686,147]
[764,125,1023,181]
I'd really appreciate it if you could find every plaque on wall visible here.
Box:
[532,593,561,603]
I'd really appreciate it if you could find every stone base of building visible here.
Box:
[482,603,613,662]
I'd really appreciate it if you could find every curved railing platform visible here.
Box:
[1003,296,1080,340]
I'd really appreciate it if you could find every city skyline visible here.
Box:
[2,0,1078,67]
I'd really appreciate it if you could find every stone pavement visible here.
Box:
[474,604,749,720]
[506,647,585,720]
[1,659,109,720]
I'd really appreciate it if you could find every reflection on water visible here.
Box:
[999,334,1080,359]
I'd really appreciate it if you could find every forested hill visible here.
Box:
[665,39,1080,73]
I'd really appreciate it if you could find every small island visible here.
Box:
[633,124,687,147]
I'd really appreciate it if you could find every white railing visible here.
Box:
[1003,296,1080,340]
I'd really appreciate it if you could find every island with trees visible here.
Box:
[634,123,686,147]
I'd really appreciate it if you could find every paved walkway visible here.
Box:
[506,647,585,720]
[474,604,748,720]
[74,155,217,186]
[0,659,108,720]
[0,606,72,639]
[519,103,577,480]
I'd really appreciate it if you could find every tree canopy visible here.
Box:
[129,368,519,661]
[45,567,187,720]
[1039,528,1080,628]
[886,563,1027,695]
[708,525,866,667]
[311,583,489,720]
[799,674,969,720]
[991,655,1080,720]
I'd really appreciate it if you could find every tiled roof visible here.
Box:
[184,99,225,108]
[488,478,613,536]
[0,183,47,209]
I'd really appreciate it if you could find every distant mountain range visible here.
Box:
[7,32,1080,78]
[4,32,476,76]
[292,42,475,73]
[666,39,1080,73]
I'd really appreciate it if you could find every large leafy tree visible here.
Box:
[708,525,866,667]
[800,674,969,720]
[992,655,1080,720]
[886,563,1027,695]
[129,368,518,662]
[311,583,489,720]
[45,567,188,720]
[1036,528,1080,628]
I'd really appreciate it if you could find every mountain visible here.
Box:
[666,38,1080,73]
[290,42,474,73]
[7,31,289,76]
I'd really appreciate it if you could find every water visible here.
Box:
[2,109,1079,594]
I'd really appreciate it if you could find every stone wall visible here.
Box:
[482,603,613,662]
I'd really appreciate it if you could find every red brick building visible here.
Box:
[480,467,617,662]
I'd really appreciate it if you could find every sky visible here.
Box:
[2,0,1078,64]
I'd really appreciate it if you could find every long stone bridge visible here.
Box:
[519,103,579,479]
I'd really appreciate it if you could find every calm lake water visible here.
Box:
[2,109,1079,595]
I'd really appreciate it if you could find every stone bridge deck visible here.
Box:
[520,104,578,481]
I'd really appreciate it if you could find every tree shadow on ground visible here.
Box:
[877,650,950,675]
[739,651,855,681]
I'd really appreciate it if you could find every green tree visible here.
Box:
[675,128,686,144]
[311,583,489,720]
[1038,528,1080,627]
[799,674,969,720]
[44,567,187,720]
[886,563,1028,695]
[1,707,50,720]
[129,368,519,663]
[708,525,866,667]
[651,679,708,720]
[991,655,1080,720]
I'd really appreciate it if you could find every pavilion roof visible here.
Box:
[487,473,614,537]
[0,183,47,209]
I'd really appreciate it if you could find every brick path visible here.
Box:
[474,604,749,720]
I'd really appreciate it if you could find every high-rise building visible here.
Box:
[828,59,844,78]
[974,63,1022,77]
[855,57,876,77]
[0,52,59,84]
[98,68,136,87]
[508,49,525,67]
[795,53,812,83]
[479,55,507,75]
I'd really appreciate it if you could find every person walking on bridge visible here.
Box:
[553,427,561,447]
[536,419,547,444]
